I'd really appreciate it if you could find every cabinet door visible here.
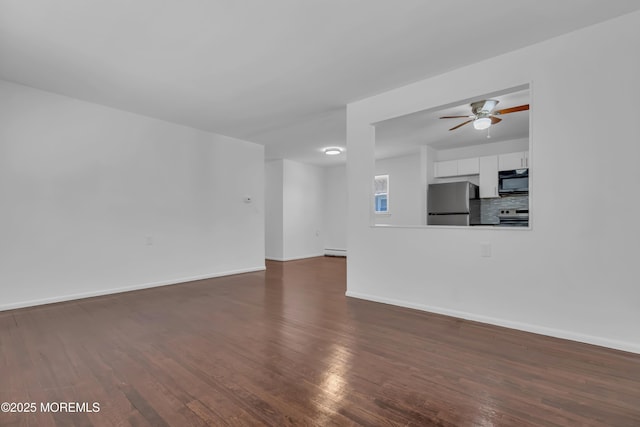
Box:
[434,160,458,177]
[479,155,499,198]
[498,151,527,171]
[457,157,480,175]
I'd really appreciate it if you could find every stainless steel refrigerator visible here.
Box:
[427,182,480,226]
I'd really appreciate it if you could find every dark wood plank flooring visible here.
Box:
[1,256,639,426]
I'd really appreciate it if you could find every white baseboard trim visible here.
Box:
[324,248,347,257]
[265,253,325,262]
[0,266,266,312]
[345,290,640,355]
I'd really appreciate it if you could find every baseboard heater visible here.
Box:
[324,248,347,257]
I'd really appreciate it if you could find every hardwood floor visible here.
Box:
[1,256,639,426]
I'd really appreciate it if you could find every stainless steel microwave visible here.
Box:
[498,169,529,194]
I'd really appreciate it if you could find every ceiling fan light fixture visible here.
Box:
[473,117,492,130]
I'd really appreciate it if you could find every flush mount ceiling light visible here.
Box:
[473,117,492,130]
[324,147,343,155]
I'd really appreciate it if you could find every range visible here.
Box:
[498,209,529,227]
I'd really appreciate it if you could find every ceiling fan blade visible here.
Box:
[440,115,473,119]
[494,104,529,115]
[449,119,473,131]
[490,116,502,124]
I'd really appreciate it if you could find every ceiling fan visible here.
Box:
[440,100,529,131]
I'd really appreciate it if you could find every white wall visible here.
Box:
[323,165,347,254]
[0,80,265,311]
[375,154,424,226]
[265,159,325,261]
[282,159,325,260]
[346,11,640,353]
[265,160,284,259]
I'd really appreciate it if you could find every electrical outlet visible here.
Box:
[480,242,492,258]
[146,236,154,246]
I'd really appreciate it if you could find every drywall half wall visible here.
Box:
[0,80,265,311]
[265,159,324,261]
[346,11,640,353]
[323,164,347,255]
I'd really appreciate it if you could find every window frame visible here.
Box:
[374,174,390,214]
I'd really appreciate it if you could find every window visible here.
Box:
[374,174,389,213]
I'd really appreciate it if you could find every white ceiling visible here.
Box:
[1,1,639,166]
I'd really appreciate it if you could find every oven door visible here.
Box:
[498,219,529,227]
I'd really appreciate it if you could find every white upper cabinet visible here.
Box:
[434,158,479,178]
[434,151,529,187]
[479,155,499,198]
[457,157,480,175]
[433,160,458,177]
[498,151,529,171]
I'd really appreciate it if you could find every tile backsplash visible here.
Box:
[471,194,528,225]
